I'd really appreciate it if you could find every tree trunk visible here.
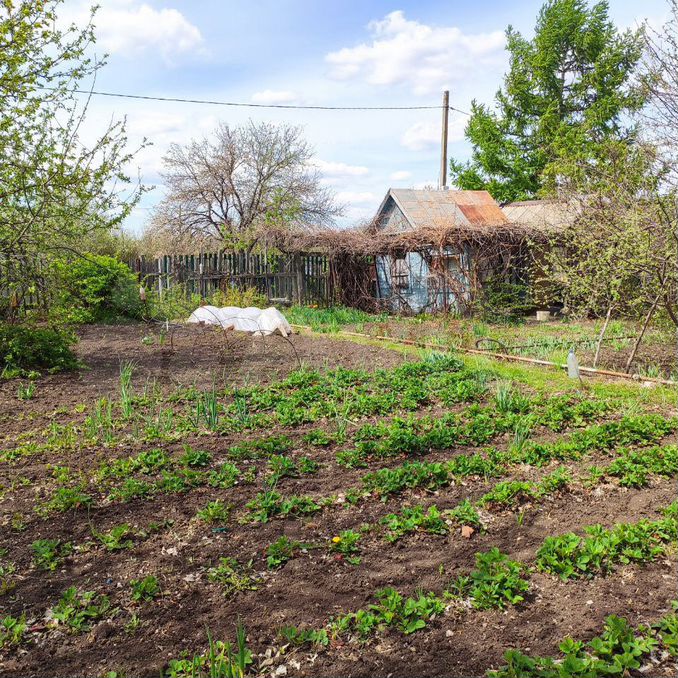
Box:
[593,305,613,368]
[624,294,660,374]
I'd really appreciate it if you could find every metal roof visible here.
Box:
[501,200,576,232]
[377,189,509,231]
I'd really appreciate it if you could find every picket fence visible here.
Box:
[131,251,333,306]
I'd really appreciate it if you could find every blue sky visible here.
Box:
[64,0,669,232]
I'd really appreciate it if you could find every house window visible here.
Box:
[391,257,409,289]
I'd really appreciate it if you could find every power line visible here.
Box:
[37,86,471,114]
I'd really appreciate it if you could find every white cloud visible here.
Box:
[336,191,378,205]
[390,170,412,181]
[313,159,370,177]
[251,90,298,104]
[400,115,467,151]
[325,10,505,95]
[64,1,202,62]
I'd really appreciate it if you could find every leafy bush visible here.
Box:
[0,323,78,374]
[474,276,533,323]
[211,285,267,308]
[53,254,142,323]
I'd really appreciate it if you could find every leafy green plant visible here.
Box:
[130,575,160,602]
[196,500,231,524]
[245,491,321,523]
[266,536,302,569]
[95,523,134,551]
[45,485,92,512]
[452,548,529,610]
[0,615,26,648]
[278,625,329,647]
[163,623,252,678]
[330,529,362,564]
[207,558,259,597]
[535,511,676,580]
[50,586,113,633]
[181,446,213,468]
[303,429,334,446]
[447,500,483,530]
[489,613,664,678]
[0,323,78,373]
[381,505,448,542]
[331,587,445,638]
[31,539,73,570]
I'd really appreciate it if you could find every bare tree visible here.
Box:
[147,121,341,251]
[643,1,678,174]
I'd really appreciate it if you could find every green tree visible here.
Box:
[450,0,644,202]
[0,1,144,318]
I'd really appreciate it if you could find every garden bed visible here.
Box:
[0,322,676,677]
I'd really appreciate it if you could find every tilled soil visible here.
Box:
[0,323,676,677]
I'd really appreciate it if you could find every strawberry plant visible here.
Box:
[330,529,362,564]
[196,500,231,524]
[381,505,448,542]
[452,548,529,610]
[266,536,302,569]
[50,587,113,633]
[489,614,663,678]
[130,575,160,602]
[95,523,134,551]
[447,500,483,530]
[0,615,26,649]
[31,539,73,570]
[278,625,329,647]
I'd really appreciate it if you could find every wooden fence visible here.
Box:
[131,252,334,306]
[0,255,49,317]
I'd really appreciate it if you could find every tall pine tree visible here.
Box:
[450,0,645,203]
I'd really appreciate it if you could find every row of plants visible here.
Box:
[0,354,640,467]
[1,574,163,649]
[276,504,677,648]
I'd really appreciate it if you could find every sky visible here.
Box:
[61,0,670,233]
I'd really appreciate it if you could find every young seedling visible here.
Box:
[50,587,113,633]
[330,529,362,565]
[31,539,73,570]
[265,535,303,569]
[130,575,161,602]
[207,558,259,597]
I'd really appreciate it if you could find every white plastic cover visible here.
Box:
[187,305,292,337]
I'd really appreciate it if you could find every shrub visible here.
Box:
[474,276,533,323]
[211,285,267,308]
[52,254,142,323]
[0,323,78,374]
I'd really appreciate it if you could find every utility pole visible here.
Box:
[439,90,449,190]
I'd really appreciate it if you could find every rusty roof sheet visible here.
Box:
[384,189,509,230]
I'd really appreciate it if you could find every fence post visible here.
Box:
[294,254,304,304]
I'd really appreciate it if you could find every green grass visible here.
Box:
[285,306,388,332]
